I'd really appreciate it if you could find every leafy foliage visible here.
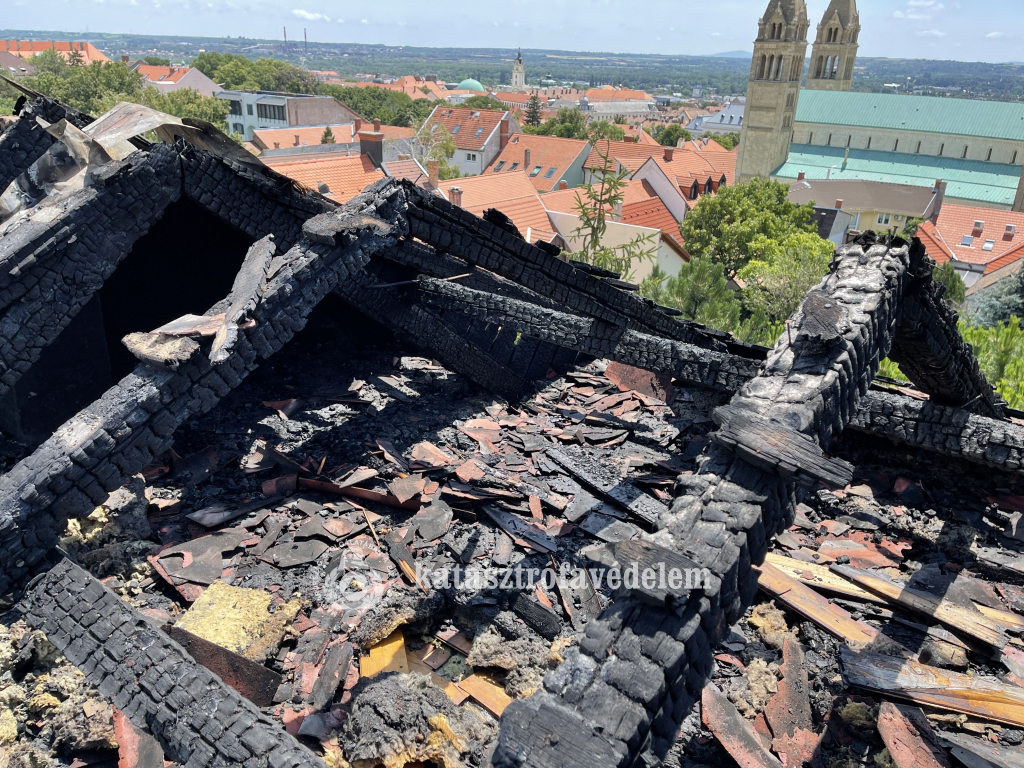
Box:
[933,260,966,306]
[140,88,231,127]
[461,95,506,111]
[699,131,741,150]
[524,94,543,126]
[679,178,817,274]
[968,266,1024,328]
[192,53,318,93]
[901,216,924,239]
[587,121,626,142]
[413,120,461,180]
[652,124,692,147]
[143,56,171,66]
[640,260,741,330]
[570,143,655,281]
[318,84,433,127]
[961,318,1024,409]
[736,231,834,323]
[321,126,336,144]
[522,107,587,139]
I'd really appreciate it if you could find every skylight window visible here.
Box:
[544,167,557,179]
[494,161,506,172]
[530,165,543,177]
[961,235,974,246]
[983,239,996,251]
[475,127,484,137]
[451,125,461,134]
[510,162,520,171]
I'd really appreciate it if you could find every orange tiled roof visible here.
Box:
[485,134,590,192]
[436,172,554,242]
[621,197,686,255]
[382,159,433,191]
[135,65,191,84]
[426,106,509,151]
[261,154,384,204]
[494,91,532,105]
[252,122,414,151]
[539,186,589,214]
[918,203,1024,273]
[584,139,664,171]
[0,40,108,65]
[584,87,653,103]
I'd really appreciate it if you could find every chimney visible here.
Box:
[294,134,301,147]
[524,148,532,170]
[354,118,362,133]
[835,199,843,209]
[358,130,384,168]
[558,180,568,190]
[428,160,439,188]
[797,171,806,181]
[934,179,947,221]
[450,186,463,207]
[499,116,510,150]
[273,142,280,149]
[664,147,674,162]
[121,55,129,63]
[373,118,381,131]
[611,200,623,222]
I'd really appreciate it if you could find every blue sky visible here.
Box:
[5,0,1024,63]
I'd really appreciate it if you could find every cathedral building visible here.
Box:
[736,0,1024,210]
[511,49,526,91]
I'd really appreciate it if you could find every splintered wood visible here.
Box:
[359,629,408,678]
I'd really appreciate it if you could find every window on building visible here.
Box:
[894,139,899,152]
[867,136,872,149]
[809,132,814,144]
[451,125,461,134]
[247,104,253,116]
[877,213,891,226]
[466,152,477,161]
[494,161,506,172]
[256,103,285,122]
[962,145,969,159]
[916,141,922,154]
[228,100,242,116]
[475,127,484,137]
[987,148,994,162]
[961,235,974,246]
[232,122,244,134]
[509,162,520,171]
[827,133,832,146]
[1014,151,1019,164]
[847,135,852,147]
[983,239,996,251]
[543,167,557,179]
[530,165,543,177]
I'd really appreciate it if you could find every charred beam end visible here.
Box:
[0,97,94,191]
[21,558,326,768]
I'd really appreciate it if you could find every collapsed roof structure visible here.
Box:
[3,92,1024,768]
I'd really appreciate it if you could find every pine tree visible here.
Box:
[654,256,742,330]
[525,94,542,127]
[321,126,336,144]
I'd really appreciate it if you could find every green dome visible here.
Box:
[457,78,486,92]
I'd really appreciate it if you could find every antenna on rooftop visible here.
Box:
[283,27,287,54]
[304,28,308,57]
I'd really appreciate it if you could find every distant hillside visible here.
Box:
[712,51,753,59]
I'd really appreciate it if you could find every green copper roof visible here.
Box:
[795,90,1024,143]
[774,144,1022,206]
[457,78,486,92]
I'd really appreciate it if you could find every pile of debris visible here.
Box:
[6,90,1024,768]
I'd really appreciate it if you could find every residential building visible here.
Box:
[733,0,1024,210]
[0,40,108,65]
[484,134,592,192]
[580,99,659,120]
[785,177,945,232]
[916,204,1024,287]
[734,0,809,182]
[436,173,559,244]
[511,49,526,91]
[216,91,363,141]
[423,106,518,176]
[809,205,856,245]
[684,99,745,137]
[125,62,218,97]
[0,51,33,78]
[251,119,414,156]
[261,142,385,204]
[805,0,860,92]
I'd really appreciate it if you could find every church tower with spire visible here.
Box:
[735,0,810,182]
[511,49,525,90]
[806,0,860,91]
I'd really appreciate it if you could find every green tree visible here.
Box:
[641,258,742,330]
[144,56,171,66]
[587,120,626,142]
[414,120,461,180]
[901,216,924,239]
[319,84,432,127]
[679,178,817,275]
[653,123,692,147]
[612,114,626,124]
[569,143,655,281]
[969,265,1024,327]
[701,131,741,150]
[934,260,966,305]
[522,106,587,139]
[30,48,70,77]
[461,95,506,111]
[524,94,542,126]
[66,49,85,68]
[25,59,145,115]
[140,87,231,129]
[736,230,834,323]
[321,126,336,144]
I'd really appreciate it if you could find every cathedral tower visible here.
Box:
[511,49,525,90]
[806,0,860,91]
[735,0,810,182]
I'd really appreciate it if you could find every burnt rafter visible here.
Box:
[0,96,1016,768]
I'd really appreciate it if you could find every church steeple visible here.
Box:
[735,0,809,182]
[511,48,525,91]
[807,0,860,91]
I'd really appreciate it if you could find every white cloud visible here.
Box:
[908,0,936,5]
[712,31,721,36]
[893,10,905,17]
[907,12,932,18]
[916,29,947,36]
[987,32,1004,38]
[292,8,328,21]
[360,18,368,23]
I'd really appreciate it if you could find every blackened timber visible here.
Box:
[547,448,667,527]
